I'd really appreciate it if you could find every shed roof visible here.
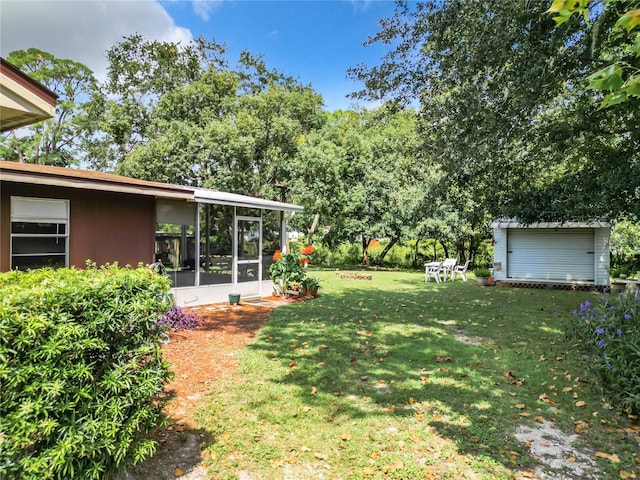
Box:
[490,219,611,229]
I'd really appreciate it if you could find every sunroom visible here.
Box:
[156,188,303,307]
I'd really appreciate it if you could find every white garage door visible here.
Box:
[507,229,595,282]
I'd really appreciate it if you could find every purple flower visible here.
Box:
[596,328,605,335]
[624,313,631,320]
[606,363,612,370]
[597,339,605,347]
[584,300,591,308]
[617,329,623,335]
[609,306,616,311]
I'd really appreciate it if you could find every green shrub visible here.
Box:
[473,267,491,277]
[0,264,173,479]
[567,289,640,414]
[328,242,362,266]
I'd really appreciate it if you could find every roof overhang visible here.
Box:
[1,58,58,131]
[0,161,194,200]
[193,187,304,212]
[490,219,611,229]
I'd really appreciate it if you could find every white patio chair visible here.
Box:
[425,261,444,283]
[451,260,470,282]
[441,258,457,281]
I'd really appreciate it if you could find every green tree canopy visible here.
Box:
[350,0,639,223]
[0,49,99,166]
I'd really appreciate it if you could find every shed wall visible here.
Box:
[492,226,610,286]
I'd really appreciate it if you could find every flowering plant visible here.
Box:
[156,306,203,331]
[298,245,314,266]
[269,252,306,295]
[268,249,320,297]
[299,245,315,256]
[567,288,640,413]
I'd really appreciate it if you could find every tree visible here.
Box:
[349,0,639,223]
[115,59,325,200]
[85,35,228,171]
[0,49,99,166]
[548,0,640,108]
[290,107,434,265]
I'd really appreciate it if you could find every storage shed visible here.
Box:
[490,220,611,287]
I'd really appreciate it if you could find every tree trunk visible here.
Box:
[11,130,25,163]
[374,236,399,265]
[362,236,370,264]
[307,213,320,245]
[440,240,449,259]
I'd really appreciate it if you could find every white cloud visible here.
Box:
[0,0,193,81]
[350,0,373,13]
[191,0,223,21]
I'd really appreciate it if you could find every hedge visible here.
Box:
[0,264,173,479]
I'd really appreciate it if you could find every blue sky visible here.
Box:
[1,0,399,111]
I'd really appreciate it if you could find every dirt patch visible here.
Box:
[116,297,299,480]
[515,420,601,479]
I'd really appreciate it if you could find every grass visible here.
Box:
[196,269,640,479]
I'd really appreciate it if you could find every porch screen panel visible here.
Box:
[156,200,197,287]
[199,204,233,286]
[262,210,282,280]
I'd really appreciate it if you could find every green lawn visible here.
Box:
[197,269,640,479]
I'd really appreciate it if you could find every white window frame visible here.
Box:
[10,196,70,270]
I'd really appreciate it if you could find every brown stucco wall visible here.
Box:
[0,182,156,271]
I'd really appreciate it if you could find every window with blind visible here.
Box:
[11,197,69,271]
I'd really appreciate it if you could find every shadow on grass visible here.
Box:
[232,275,593,473]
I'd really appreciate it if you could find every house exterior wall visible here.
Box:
[1,182,155,271]
[492,225,610,286]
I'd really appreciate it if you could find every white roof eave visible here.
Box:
[490,219,611,229]
[193,187,304,213]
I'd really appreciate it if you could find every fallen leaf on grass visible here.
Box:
[575,400,586,407]
[514,403,526,409]
[310,386,317,395]
[620,470,637,479]
[341,433,351,441]
[436,356,452,362]
[574,420,588,433]
[535,416,545,423]
[521,471,534,478]
[383,460,404,473]
[595,451,620,463]
[174,468,184,477]
[314,452,328,460]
